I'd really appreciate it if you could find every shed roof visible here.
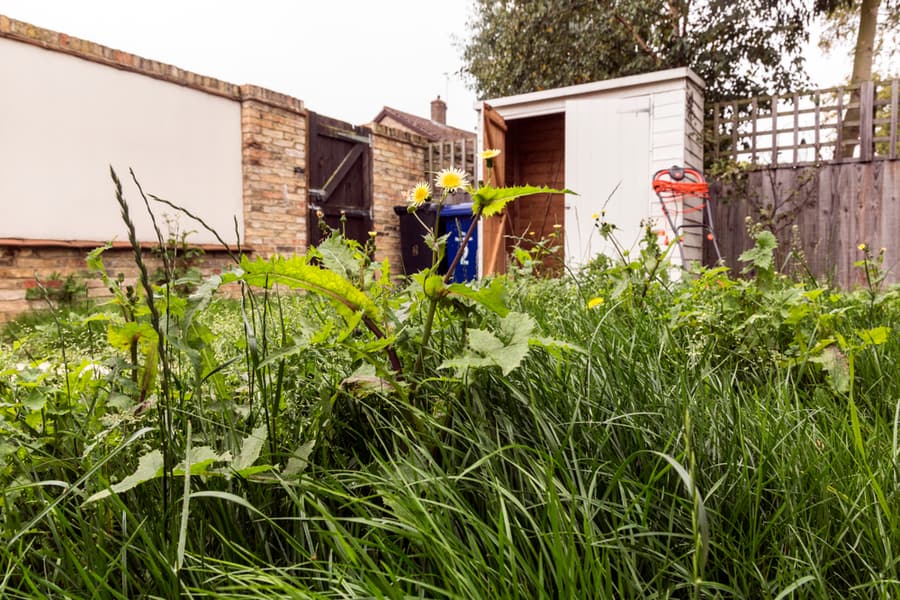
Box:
[479,67,704,120]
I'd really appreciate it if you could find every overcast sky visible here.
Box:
[0,1,851,132]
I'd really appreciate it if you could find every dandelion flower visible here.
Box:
[434,168,469,192]
[591,212,599,220]
[408,182,432,207]
[368,230,377,238]
[479,148,501,160]
[587,297,604,309]
[858,243,868,252]
[553,223,562,229]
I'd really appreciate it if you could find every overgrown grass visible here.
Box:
[2,227,900,598]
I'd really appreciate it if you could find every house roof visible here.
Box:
[372,106,474,142]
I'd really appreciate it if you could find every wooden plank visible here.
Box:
[835,87,845,161]
[713,103,721,162]
[859,81,874,161]
[793,94,800,164]
[751,98,758,163]
[890,79,898,160]
[771,95,779,165]
[880,162,900,272]
[814,90,821,161]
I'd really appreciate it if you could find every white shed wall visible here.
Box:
[0,38,243,244]
[484,68,705,269]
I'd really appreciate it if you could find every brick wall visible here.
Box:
[370,124,428,274]
[0,242,235,323]
[240,85,308,257]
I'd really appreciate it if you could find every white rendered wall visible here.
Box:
[0,38,243,244]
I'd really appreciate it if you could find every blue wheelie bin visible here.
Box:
[440,202,478,283]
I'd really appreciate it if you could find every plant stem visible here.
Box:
[413,297,439,376]
[443,207,483,284]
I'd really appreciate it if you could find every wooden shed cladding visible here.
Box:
[506,113,565,268]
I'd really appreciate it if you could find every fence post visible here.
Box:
[859,80,874,161]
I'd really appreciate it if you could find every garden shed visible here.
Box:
[476,67,705,273]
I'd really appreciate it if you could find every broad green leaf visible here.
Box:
[316,234,362,282]
[107,321,158,353]
[22,390,47,412]
[856,326,890,347]
[283,439,316,477]
[232,424,267,473]
[441,311,534,375]
[174,446,232,476]
[225,255,378,320]
[85,449,164,504]
[810,345,850,394]
[739,230,777,273]
[472,185,575,217]
[447,278,509,316]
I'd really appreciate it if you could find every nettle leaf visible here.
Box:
[84,450,164,504]
[441,311,535,375]
[447,278,509,316]
[472,185,575,218]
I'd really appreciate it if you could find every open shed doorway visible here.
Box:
[481,109,566,275]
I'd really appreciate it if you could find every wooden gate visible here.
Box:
[307,112,373,247]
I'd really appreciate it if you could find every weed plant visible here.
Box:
[1,169,899,599]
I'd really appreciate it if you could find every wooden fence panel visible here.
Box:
[709,161,900,288]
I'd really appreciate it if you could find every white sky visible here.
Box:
[0,0,854,131]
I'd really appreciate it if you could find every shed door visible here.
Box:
[307,112,373,248]
[481,102,508,275]
[564,96,651,268]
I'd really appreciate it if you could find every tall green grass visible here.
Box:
[2,227,900,598]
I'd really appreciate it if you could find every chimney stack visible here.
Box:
[431,96,447,125]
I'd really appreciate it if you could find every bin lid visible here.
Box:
[440,202,474,218]
[394,203,438,216]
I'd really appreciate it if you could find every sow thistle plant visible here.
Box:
[64,150,577,510]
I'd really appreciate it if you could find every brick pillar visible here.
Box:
[370,125,428,273]
[240,85,308,256]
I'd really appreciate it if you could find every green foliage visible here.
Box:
[471,184,574,217]
[6,165,900,599]
[23,272,87,306]
[463,0,811,101]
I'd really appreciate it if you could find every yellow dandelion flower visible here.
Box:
[408,182,432,207]
[368,230,377,238]
[552,223,562,229]
[591,212,599,220]
[434,168,469,192]
[479,148,501,160]
[858,243,868,252]
[587,297,604,309]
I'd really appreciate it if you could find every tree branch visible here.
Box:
[610,11,663,65]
